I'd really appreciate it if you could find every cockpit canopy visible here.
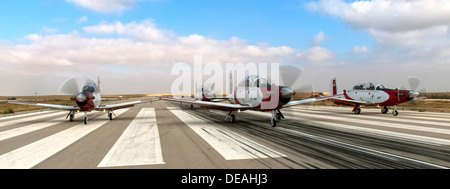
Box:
[82,83,97,93]
[238,75,271,88]
[353,82,387,90]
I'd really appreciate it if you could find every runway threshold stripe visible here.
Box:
[290,106,450,124]
[0,108,129,169]
[168,107,286,160]
[0,111,50,121]
[246,111,450,146]
[287,110,450,135]
[0,111,66,128]
[0,117,66,142]
[98,108,164,167]
[276,127,449,169]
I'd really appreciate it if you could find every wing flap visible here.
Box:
[161,97,253,110]
[282,94,344,108]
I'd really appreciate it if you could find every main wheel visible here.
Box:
[84,117,88,124]
[271,118,277,127]
[69,114,74,122]
[108,112,113,120]
[230,114,236,123]
[381,107,388,114]
[393,110,398,116]
[354,108,361,115]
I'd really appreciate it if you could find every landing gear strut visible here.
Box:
[66,111,75,122]
[226,111,236,123]
[271,110,277,127]
[393,105,399,116]
[83,111,88,124]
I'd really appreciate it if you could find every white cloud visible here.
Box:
[312,31,327,46]
[0,20,301,95]
[309,0,450,61]
[296,46,335,62]
[66,0,138,13]
[83,20,173,43]
[308,0,450,32]
[353,45,369,54]
[76,16,88,24]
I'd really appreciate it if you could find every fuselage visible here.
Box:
[338,89,414,106]
[74,83,101,111]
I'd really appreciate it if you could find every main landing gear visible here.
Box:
[271,109,285,127]
[354,105,399,116]
[66,111,75,122]
[353,105,361,115]
[225,109,284,128]
[381,106,398,116]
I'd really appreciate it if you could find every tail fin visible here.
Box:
[331,77,337,95]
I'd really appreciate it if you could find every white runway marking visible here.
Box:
[0,111,49,121]
[290,106,450,126]
[246,111,450,146]
[98,108,164,167]
[0,117,66,142]
[168,107,286,160]
[276,127,448,169]
[0,111,66,128]
[288,109,450,135]
[0,108,129,169]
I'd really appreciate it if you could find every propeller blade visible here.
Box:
[59,77,79,95]
[293,83,314,93]
[85,77,96,85]
[279,65,302,87]
[408,77,421,91]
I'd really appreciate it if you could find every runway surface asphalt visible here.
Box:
[0,99,449,169]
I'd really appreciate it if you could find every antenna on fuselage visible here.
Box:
[97,76,101,93]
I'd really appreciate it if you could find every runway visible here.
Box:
[0,100,448,169]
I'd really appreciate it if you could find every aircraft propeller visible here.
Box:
[59,77,96,103]
[278,65,315,101]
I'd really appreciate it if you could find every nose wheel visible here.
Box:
[83,111,88,124]
[393,105,399,116]
[271,110,277,127]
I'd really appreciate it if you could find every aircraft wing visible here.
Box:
[328,97,373,106]
[96,98,159,111]
[7,100,79,111]
[282,94,344,108]
[161,97,254,111]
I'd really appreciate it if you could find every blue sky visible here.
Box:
[0,0,370,53]
[1,0,449,95]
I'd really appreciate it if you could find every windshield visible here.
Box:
[82,83,96,93]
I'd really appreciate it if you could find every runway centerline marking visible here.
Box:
[167,107,286,160]
[0,108,129,169]
[98,108,164,167]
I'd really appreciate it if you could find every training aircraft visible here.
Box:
[7,77,158,124]
[329,77,424,116]
[162,66,342,127]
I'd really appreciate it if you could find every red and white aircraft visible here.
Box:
[162,73,342,127]
[329,77,423,116]
[7,77,158,124]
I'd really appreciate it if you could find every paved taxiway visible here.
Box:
[0,99,448,169]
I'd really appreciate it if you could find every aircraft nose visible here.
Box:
[280,87,294,103]
[409,91,419,98]
[76,93,86,102]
